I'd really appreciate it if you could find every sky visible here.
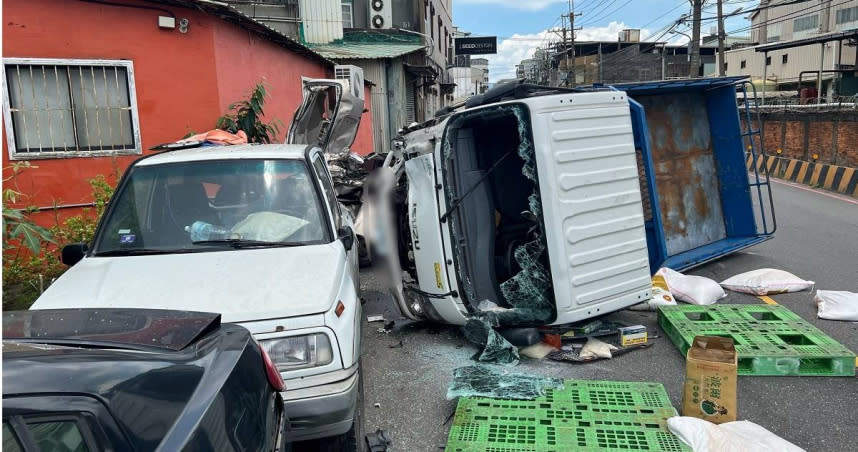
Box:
[451,0,757,82]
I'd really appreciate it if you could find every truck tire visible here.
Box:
[320,374,365,452]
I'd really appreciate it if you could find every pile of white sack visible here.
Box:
[668,416,806,452]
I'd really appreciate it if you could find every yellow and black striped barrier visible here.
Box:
[746,154,858,198]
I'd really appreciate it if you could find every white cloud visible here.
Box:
[456,0,566,11]
[483,22,651,82]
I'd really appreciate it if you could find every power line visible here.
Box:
[579,0,636,26]
[640,0,691,30]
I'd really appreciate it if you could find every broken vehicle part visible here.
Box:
[446,365,564,401]
[462,318,520,366]
[497,327,543,347]
[364,429,392,452]
[287,78,364,157]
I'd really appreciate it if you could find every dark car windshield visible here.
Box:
[93,159,329,255]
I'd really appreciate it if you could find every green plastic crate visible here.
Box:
[658,304,855,377]
[446,380,690,452]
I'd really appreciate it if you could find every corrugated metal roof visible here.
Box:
[309,42,427,59]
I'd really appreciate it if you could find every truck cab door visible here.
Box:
[287,79,364,157]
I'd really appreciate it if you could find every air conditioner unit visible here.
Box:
[334,65,365,101]
[369,0,392,29]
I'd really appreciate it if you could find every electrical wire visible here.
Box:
[579,0,636,26]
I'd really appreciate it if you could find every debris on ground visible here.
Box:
[720,268,814,295]
[446,365,564,400]
[497,327,542,346]
[462,318,520,366]
[667,417,806,452]
[518,342,557,359]
[681,336,737,423]
[546,342,653,363]
[388,340,404,349]
[618,324,648,347]
[579,337,618,359]
[367,315,385,322]
[658,267,726,305]
[364,429,392,452]
[815,290,858,321]
[543,318,630,338]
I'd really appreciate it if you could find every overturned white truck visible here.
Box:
[367,78,775,327]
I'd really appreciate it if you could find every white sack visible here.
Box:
[667,416,805,452]
[658,268,726,306]
[720,268,814,295]
[629,286,677,311]
[815,290,858,321]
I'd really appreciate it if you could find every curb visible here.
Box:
[746,154,858,198]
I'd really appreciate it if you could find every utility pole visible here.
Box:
[717,0,726,76]
[689,0,703,78]
[567,0,580,86]
[561,14,568,87]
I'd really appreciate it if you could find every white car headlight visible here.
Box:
[260,334,333,371]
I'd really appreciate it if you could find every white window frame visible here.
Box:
[341,1,353,29]
[2,57,142,160]
[835,6,858,30]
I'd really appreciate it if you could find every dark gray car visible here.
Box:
[2,308,287,451]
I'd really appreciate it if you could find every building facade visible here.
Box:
[2,0,372,218]
[231,0,455,152]
[722,0,858,95]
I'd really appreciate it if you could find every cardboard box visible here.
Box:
[681,335,738,424]
[618,325,647,347]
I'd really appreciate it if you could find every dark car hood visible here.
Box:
[2,322,252,450]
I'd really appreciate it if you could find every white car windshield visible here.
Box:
[93,159,329,254]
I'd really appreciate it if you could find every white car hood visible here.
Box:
[32,243,345,323]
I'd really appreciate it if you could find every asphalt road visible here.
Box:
[358,179,858,452]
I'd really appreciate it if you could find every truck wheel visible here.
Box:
[320,374,365,452]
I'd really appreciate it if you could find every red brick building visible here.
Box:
[2,0,373,219]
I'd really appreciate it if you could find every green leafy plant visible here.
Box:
[2,162,54,253]
[216,82,283,143]
[2,174,115,310]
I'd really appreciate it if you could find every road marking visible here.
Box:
[757,295,778,305]
[768,177,858,206]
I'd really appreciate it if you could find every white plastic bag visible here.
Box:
[720,268,814,295]
[815,290,858,321]
[658,268,726,306]
[667,416,805,452]
[579,337,618,359]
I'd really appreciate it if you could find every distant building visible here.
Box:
[227,0,455,151]
[448,31,491,99]
[722,0,858,96]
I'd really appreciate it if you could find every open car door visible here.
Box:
[286,78,364,156]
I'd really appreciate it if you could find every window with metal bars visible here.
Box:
[2,58,141,159]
